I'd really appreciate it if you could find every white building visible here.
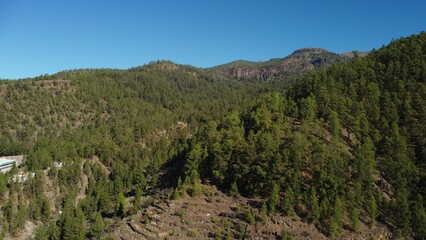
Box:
[0,155,24,173]
[0,158,15,173]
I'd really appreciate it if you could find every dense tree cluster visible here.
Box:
[0,62,260,155]
[180,32,426,238]
[0,61,260,238]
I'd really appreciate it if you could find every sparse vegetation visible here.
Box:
[246,209,256,225]
[187,229,197,237]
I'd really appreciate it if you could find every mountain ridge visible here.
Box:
[207,47,351,81]
[0,47,363,82]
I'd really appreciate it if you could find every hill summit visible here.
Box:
[209,48,349,81]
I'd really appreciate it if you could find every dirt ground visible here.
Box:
[108,184,393,240]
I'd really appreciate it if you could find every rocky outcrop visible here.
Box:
[211,48,350,81]
[229,67,279,80]
[107,184,393,240]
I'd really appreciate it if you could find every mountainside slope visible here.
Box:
[179,32,426,239]
[0,32,425,240]
[109,185,392,239]
[209,48,350,81]
[0,61,261,155]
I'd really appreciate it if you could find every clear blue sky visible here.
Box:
[1,0,425,79]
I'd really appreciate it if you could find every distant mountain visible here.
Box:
[208,48,350,81]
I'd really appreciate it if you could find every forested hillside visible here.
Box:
[0,61,260,154]
[180,32,426,238]
[0,61,262,239]
[0,32,425,239]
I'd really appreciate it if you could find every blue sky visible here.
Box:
[1,1,425,79]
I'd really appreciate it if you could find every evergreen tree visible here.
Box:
[3,193,15,235]
[392,188,410,236]
[306,187,320,223]
[329,111,341,138]
[134,187,142,205]
[411,195,426,239]
[0,174,6,199]
[90,212,105,237]
[41,195,51,221]
[319,195,332,222]
[333,196,344,229]
[299,95,317,121]
[282,186,295,215]
[173,176,184,200]
[269,183,280,213]
[34,226,48,240]
[191,179,202,197]
[29,198,42,221]
[230,181,239,197]
[328,216,339,237]
[61,207,87,240]
[246,209,255,225]
[367,193,378,228]
[46,221,61,240]
[261,202,268,224]
[281,228,290,240]
[115,192,126,217]
[350,207,360,233]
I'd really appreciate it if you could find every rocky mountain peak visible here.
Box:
[209,47,349,81]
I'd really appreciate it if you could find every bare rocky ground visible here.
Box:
[4,221,37,240]
[2,164,394,240]
[106,185,393,240]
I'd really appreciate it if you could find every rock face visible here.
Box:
[229,67,279,80]
[210,48,350,81]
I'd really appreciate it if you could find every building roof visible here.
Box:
[0,156,23,165]
[0,155,24,160]
[0,158,16,166]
